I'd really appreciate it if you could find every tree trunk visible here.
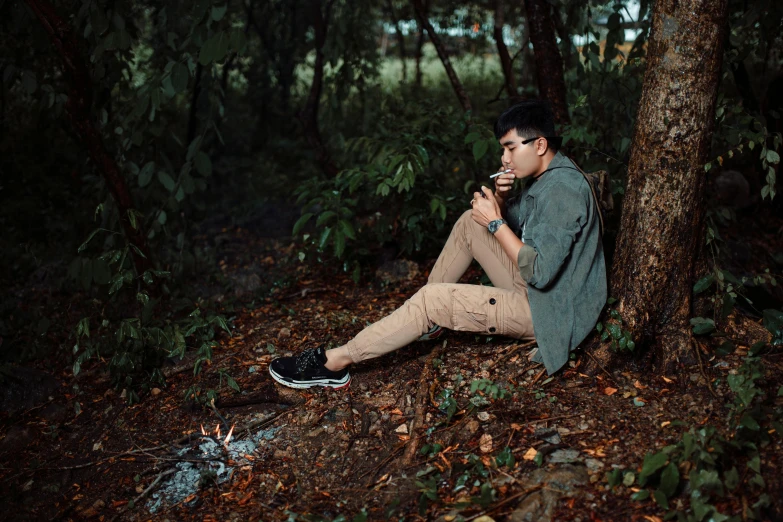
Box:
[494,0,517,98]
[298,0,339,177]
[596,0,729,374]
[387,0,408,83]
[412,0,472,113]
[524,0,569,124]
[24,0,153,276]
[415,21,425,87]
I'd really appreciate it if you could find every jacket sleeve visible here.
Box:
[517,183,588,289]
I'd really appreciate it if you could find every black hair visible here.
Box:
[494,100,561,150]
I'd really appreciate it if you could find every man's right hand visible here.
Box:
[494,167,515,200]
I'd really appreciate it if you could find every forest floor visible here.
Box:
[1,211,783,521]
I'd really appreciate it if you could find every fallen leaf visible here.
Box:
[662,376,674,383]
[522,447,538,461]
[603,387,618,396]
[661,421,671,428]
[633,380,647,389]
[479,433,493,453]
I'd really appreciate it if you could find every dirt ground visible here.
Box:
[1,220,782,521]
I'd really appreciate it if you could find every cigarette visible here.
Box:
[490,169,512,178]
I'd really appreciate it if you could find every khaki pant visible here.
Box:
[344,210,535,363]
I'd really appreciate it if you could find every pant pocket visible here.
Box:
[450,288,488,332]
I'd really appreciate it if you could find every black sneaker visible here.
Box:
[269,346,351,389]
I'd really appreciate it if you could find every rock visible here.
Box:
[548,449,581,464]
[0,425,31,453]
[477,412,490,422]
[585,458,604,472]
[534,427,561,444]
[509,465,589,522]
[394,424,408,434]
[479,433,493,453]
[307,428,324,438]
[278,328,291,339]
[375,259,420,285]
[0,366,59,414]
[466,420,480,434]
[150,388,162,396]
[231,272,263,298]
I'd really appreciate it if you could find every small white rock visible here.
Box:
[477,412,490,422]
[395,423,409,434]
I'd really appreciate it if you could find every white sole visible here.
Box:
[269,367,351,389]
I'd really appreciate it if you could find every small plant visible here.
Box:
[596,298,636,352]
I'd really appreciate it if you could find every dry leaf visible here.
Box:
[661,421,671,428]
[662,376,674,383]
[479,433,493,453]
[633,380,647,389]
[604,387,618,396]
[522,447,538,461]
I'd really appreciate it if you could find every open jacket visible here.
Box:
[506,152,607,374]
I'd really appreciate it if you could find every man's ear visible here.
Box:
[536,137,548,156]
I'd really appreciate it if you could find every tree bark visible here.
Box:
[494,0,517,98]
[596,0,729,374]
[298,0,339,177]
[524,0,569,124]
[412,0,472,113]
[24,0,153,276]
[387,0,408,83]
[414,20,425,87]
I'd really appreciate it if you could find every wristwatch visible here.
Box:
[487,219,507,235]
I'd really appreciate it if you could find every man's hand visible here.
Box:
[494,167,515,200]
[471,187,502,228]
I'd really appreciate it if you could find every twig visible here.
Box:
[488,340,537,369]
[208,399,231,431]
[112,468,176,518]
[585,350,616,381]
[401,340,446,466]
[693,339,718,397]
[465,484,544,521]
[281,287,332,300]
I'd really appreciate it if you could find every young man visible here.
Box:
[269,100,607,389]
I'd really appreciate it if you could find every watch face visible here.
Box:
[489,219,504,234]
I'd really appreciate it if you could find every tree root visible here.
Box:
[401,340,446,466]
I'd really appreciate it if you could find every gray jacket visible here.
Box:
[506,152,607,374]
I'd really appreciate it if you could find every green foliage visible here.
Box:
[292,103,499,268]
[596,298,636,352]
[628,355,779,520]
[469,378,513,400]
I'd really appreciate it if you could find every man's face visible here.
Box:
[498,130,545,179]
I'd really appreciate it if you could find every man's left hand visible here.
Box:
[471,187,502,228]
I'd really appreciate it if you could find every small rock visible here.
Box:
[150,388,161,396]
[248,366,258,374]
[92,441,103,452]
[307,428,324,438]
[278,328,291,339]
[585,458,604,472]
[395,424,408,434]
[479,433,493,453]
[391,415,406,424]
[92,499,105,509]
[534,427,562,444]
[120,389,127,399]
[548,449,580,463]
[466,420,480,434]
[633,397,646,407]
[477,412,490,422]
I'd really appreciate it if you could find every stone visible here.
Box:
[395,424,408,434]
[477,412,490,422]
[375,259,420,284]
[509,465,589,522]
[0,366,59,414]
[278,328,291,339]
[150,388,162,396]
[548,449,581,464]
